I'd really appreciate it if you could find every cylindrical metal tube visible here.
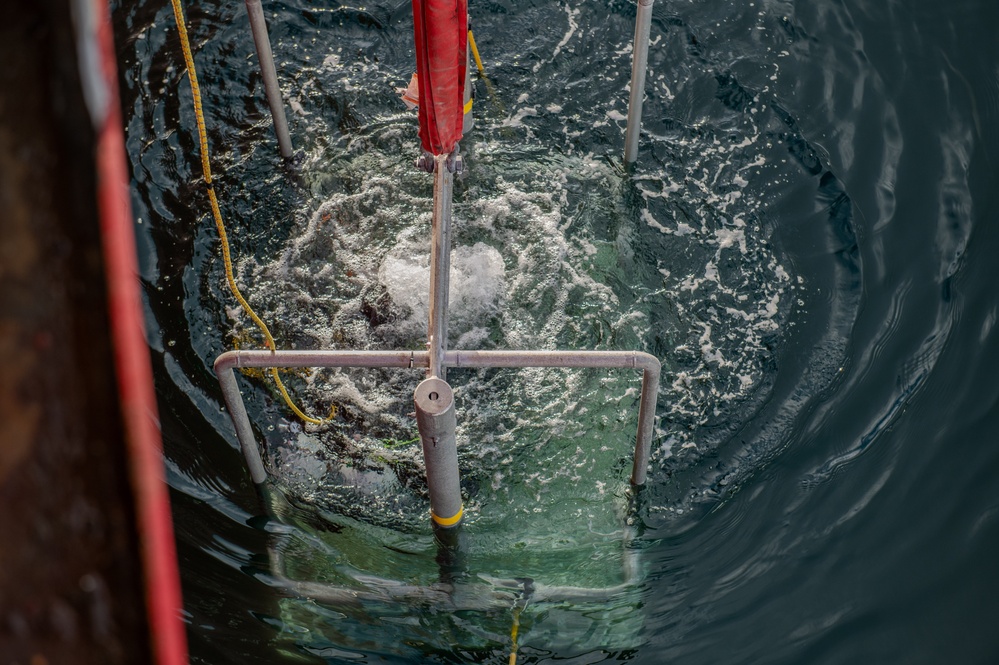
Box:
[462,46,474,136]
[244,0,294,159]
[213,348,430,486]
[414,377,463,528]
[214,366,268,484]
[433,521,468,584]
[624,0,655,164]
[446,348,659,371]
[427,154,453,379]
[214,348,427,370]
[631,365,660,485]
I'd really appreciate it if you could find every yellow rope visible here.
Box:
[468,29,485,75]
[466,27,505,119]
[169,0,334,425]
[509,604,520,665]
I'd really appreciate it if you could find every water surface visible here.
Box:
[113,0,999,662]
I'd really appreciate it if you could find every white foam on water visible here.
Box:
[378,242,506,331]
[533,3,579,73]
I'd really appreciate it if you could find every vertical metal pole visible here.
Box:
[414,377,464,528]
[624,0,654,164]
[418,154,460,524]
[462,46,474,136]
[427,154,453,380]
[630,364,660,485]
[215,365,268,484]
[244,0,294,160]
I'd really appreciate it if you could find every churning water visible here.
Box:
[114,0,999,662]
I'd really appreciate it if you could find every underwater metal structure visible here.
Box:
[214,0,660,610]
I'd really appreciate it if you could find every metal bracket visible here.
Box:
[416,145,463,174]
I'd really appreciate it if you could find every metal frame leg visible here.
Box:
[624,0,655,164]
[244,0,294,160]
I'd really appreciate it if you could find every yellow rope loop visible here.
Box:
[170,0,334,424]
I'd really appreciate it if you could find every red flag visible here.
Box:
[412,0,468,155]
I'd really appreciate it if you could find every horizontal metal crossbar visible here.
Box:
[214,348,660,486]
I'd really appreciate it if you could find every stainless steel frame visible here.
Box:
[214,347,660,487]
[214,346,658,608]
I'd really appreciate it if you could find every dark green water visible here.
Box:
[114,0,999,662]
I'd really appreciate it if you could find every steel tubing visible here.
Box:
[214,349,428,484]
[414,377,463,528]
[270,540,641,609]
[213,348,659,486]
[624,0,655,164]
[214,348,427,370]
[427,153,454,379]
[244,0,294,159]
[215,361,268,484]
[445,349,659,371]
